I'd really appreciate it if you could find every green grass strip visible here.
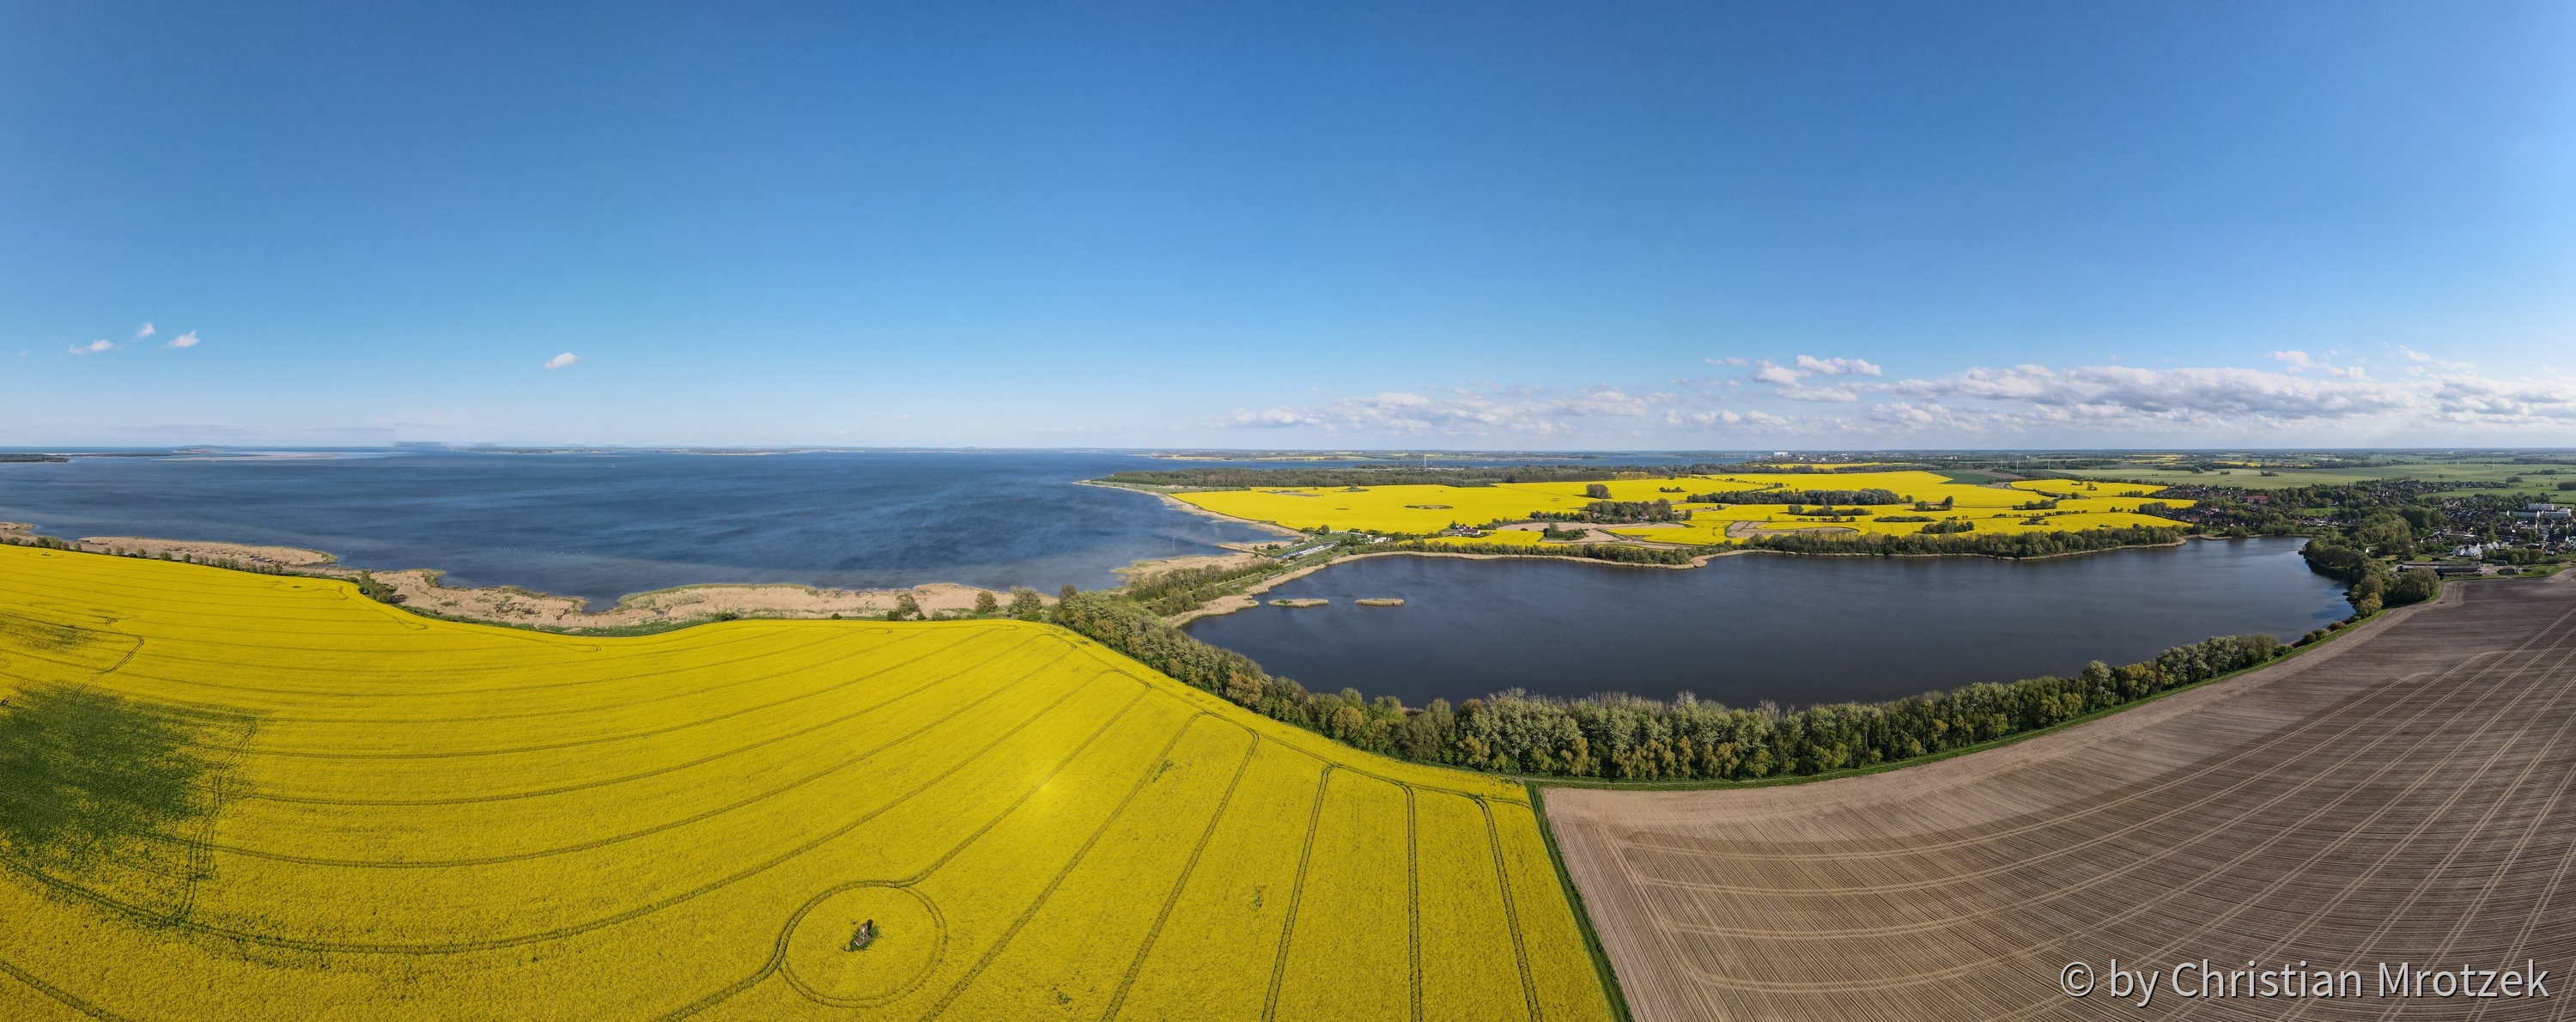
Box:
[1525,782,1634,1022]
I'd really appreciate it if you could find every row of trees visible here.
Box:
[1686,487,1905,506]
[877,587,1052,622]
[1439,631,2285,779]
[1380,538,1704,564]
[1741,524,2181,557]
[1120,561,1292,616]
[1532,499,1684,524]
[2299,514,2443,616]
[1048,588,2287,781]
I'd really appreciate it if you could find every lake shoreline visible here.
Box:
[6,514,2227,636]
[1164,532,2213,624]
[1182,536,2357,709]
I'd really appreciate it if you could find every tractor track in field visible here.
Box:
[1261,764,1336,1022]
[4,547,1601,1022]
[1,672,1142,955]
[1100,732,1264,1022]
[191,649,1078,867]
[1550,576,2576,1021]
[236,636,1036,807]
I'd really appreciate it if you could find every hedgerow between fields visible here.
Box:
[1049,589,2285,783]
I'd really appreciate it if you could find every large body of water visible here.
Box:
[3,449,2351,709]
[0,449,1277,605]
[1184,538,2350,708]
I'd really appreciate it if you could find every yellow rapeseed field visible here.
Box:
[0,545,1609,1021]
[1178,484,1603,534]
[1176,470,2191,543]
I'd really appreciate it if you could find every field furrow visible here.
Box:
[0,546,1613,1019]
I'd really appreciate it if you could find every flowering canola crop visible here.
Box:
[1176,470,2191,542]
[0,545,1608,1021]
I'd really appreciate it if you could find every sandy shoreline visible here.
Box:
[1075,480,1309,538]
[6,515,2227,636]
[11,524,1047,631]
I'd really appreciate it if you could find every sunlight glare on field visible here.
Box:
[0,546,1607,1021]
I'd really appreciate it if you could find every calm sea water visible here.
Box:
[1184,538,2352,708]
[0,449,1276,605]
[3,450,2349,709]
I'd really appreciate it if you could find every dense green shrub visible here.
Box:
[1744,525,2178,557]
[1047,589,2285,783]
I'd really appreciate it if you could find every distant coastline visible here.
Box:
[0,523,1041,634]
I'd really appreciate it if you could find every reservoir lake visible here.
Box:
[1184,537,2352,708]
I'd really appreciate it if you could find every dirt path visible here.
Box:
[1722,518,1862,539]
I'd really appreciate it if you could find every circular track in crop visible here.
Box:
[781,882,946,1007]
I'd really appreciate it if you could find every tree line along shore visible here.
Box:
[1075,462,2570,784]
[6,457,2565,788]
[0,520,2370,789]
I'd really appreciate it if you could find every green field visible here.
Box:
[2059,459,2575,494]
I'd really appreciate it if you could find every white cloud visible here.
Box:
[1664,408,1795,429]
[1793,355,1882,377]
[164,331,199,350]
[1704,356,1750,367]
[1873,363,2414,429]
[2421,374,2576,425]
[1212,353,2576,444]
[1773,382,1859,402]
[1744,355,1884,395]
[135,322,155,340]
[67,339,112,355]
[2391,344,2476,374]
[1844,360,2572,435]
[2263,349,2368,380]
[1227,386,1671,436]
[1230,407,1319,429]
[543,352,580,369]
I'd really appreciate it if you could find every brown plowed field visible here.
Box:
[1549,575,2576,1020]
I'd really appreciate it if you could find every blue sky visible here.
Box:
[6,1,2573,448]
